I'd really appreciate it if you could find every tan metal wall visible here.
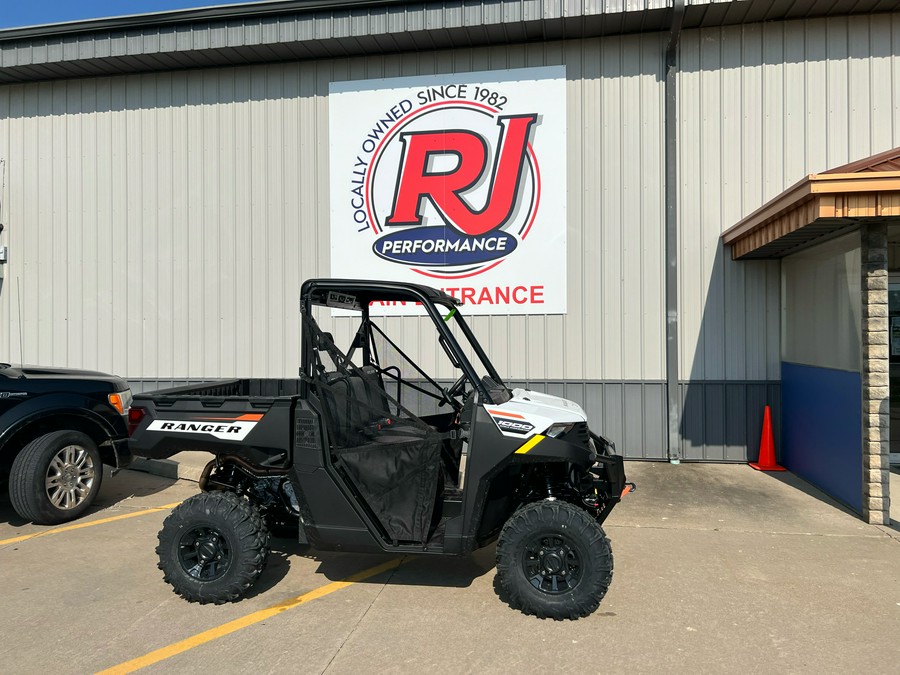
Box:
[677,13,900,382]
[1,11,898,458]
[0,34,666,382]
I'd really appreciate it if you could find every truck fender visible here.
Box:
[0,393,122,460]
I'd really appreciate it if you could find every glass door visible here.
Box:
[889,279,900,465]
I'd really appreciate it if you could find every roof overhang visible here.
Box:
[1,0,898,84]
[721,172,900,260]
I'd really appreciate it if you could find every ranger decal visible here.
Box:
[146,419,258,441]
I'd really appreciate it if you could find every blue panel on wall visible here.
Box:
[781,362,862,512]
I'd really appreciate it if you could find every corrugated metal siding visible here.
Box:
[0,35,666,383]
[677,13,900,383]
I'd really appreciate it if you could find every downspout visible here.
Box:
[665,0,684,463]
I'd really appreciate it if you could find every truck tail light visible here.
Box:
[127,406,146,436]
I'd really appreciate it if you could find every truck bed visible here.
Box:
[129,379,304,465]
[140,378,303,400]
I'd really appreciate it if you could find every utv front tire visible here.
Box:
[496,500,613,619]
[157,491,270,604]
[9,430,103,524]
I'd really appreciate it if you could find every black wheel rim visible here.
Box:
[177,526,232,581]
[522,532,583,594]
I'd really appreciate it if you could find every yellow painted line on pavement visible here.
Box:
[0,502,183,547]
[96,557,403,675]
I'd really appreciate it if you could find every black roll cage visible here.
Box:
[299,278,504,404]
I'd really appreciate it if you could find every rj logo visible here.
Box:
[386,114,538,236]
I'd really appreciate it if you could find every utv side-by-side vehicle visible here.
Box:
[128,279,631,619]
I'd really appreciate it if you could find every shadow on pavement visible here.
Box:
[244,546,293,600]
[755,469,861,519]
[0,467,178,527]
[283,540,497,589]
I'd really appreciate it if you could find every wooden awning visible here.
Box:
[722,148,900,260]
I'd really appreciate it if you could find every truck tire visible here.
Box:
[496,500,613,620]
[9,430,104,524]
[157,491,270,604]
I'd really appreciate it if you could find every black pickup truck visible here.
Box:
[0,364,133,524]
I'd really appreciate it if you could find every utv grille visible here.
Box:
[294,411,321,450]
[565,422,590,447]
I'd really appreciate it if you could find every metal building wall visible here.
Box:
[0,35,669,457]
[676,12,900,459]
[4,12,896,460]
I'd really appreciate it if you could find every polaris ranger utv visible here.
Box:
[128,279,631,619]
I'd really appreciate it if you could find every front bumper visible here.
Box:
[592,453,626,499]
[588,432,633,524]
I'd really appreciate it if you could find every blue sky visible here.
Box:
[0,1,270,30]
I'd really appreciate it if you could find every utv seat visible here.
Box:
[321,366,425,447]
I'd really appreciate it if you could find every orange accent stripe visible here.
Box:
[620,485,634,498]
[486,408,526,420]
[190,414,264,422]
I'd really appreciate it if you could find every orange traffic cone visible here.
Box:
[749,405,785,471]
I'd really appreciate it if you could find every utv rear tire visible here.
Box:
[9,431,103,525]
[496,500,613,620]
[157,491,270,604]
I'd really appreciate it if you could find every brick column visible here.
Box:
[862,222,890,525]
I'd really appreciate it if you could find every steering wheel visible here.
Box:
[439,373,468,409]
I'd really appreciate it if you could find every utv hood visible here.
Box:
[484,388,587,439]
[505,388,588,423]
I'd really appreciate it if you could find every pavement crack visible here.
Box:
[320,557,404,675]
[873,524,900,544]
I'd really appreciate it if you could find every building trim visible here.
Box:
[664,0,684,463]
[722,171,900,260]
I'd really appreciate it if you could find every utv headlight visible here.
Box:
[545,423,574,438]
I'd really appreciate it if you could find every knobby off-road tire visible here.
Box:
[9,430,103,524]
[496,500,613,620]
[157,491,270,604]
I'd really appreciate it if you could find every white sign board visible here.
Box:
[329,67,567,315]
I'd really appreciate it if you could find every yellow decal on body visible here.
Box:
[515,434,545,454]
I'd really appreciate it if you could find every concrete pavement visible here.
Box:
[2,460,899,673]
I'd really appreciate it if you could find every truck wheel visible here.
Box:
[496,500,613,620]
[9,430,103,524]
[157,491,270,604]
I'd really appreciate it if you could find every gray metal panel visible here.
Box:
[677,13,900,383]
[679,381,780,461]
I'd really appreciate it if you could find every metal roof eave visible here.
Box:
[1,0,897,84]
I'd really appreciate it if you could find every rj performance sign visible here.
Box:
[329,67,567,315]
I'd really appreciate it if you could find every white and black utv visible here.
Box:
[128,279,631,619]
